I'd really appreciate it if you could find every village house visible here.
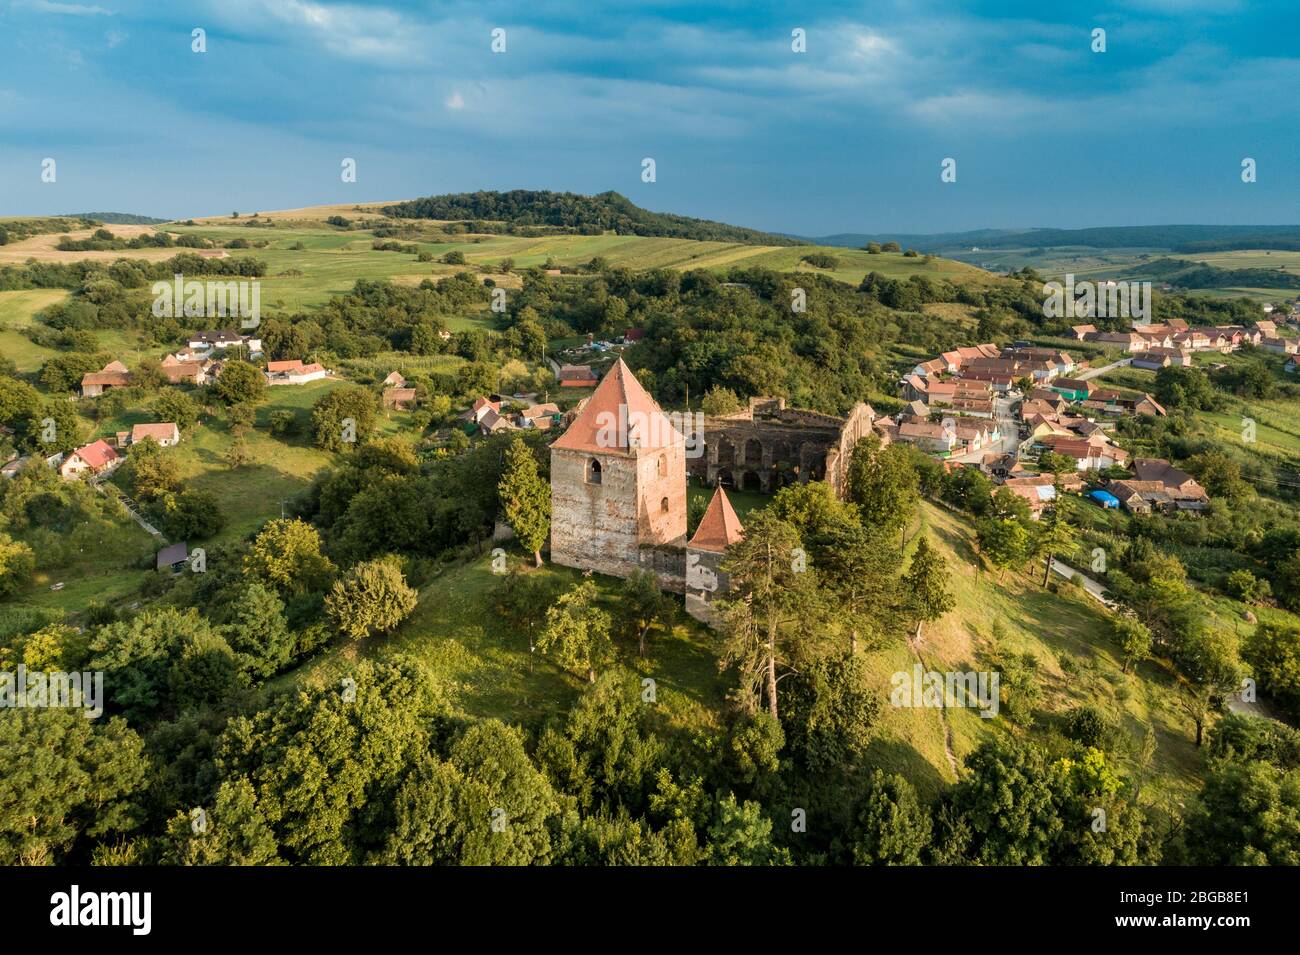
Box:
[1108,458,1209,515]
[130,422,181,447]
[60,439,120,480]
[557,364,600,388]
[266,359,328,385]
[188,329,263,356]
[517,402,562,430]
[1132,346,1192,370]
[382,387,417,410]
[1049,377,1093,402]
[1261,336,1300,356]
[80,360,132,398]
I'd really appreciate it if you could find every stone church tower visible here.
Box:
[550,359,687,588]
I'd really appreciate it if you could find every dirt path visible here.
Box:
[907,627,961,778]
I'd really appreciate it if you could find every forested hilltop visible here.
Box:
[382,190,802,245]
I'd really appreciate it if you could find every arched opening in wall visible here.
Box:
[741,471,763,493]
[587,459,602,484]
[660,497,669,513]
[657,454,667,477]
[743,437,764,467]
[715,467,735,489]
[716,435,736,467]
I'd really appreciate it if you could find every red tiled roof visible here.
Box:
[73,439,118,469]
[551,358,682,454]
[688,486,745,553]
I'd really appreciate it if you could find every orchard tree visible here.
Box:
[619,569,676,657]
[498,436,550,566]
[1111,615,1152,674]
[311,384,378,452]
[213,360,267,405]
[976,517,1032,581]
[325,555,418,639]
[537,580,612,682]
[244,518,337,595]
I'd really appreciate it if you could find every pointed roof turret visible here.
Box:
[688,486,745,553]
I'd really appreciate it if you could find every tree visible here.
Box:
[619,569,676,656]
[0,532,36,600]
[812,520,901,652]
[225,582,293,678]
[847,436,919,545]
[494,570,560,655]
[718,511,820,719]
[951,738,1062,865]
[215,659,442,864]
[0,710,145,865]
[1034,493,1078,587]
[851,770,931,865]
[498,437,550,566]
[161,778,280,866]
[976,517,1032,580]
[1175,626,1242,747]
[1183,760,1300,865]
[244,518,336,595]
[212,360,267,405]
[125,440,181,501]
[699,386,741,416]
[1226,568,1270,605]
[267,409,296,436]
[1243,622,1300,722]
[782,651,881,774]
[537,581,612,682]
[1110,615,1152,674]
[312,384,378,452]
[769,481,856,538]
[902,536,953,641]
[159,488,225,540]
[225,435,252,469]
[704,793,789,866]
[325,555,418,639]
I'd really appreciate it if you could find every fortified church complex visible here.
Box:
[548,359,872,622]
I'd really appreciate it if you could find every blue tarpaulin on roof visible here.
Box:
[1089,489,1120,508]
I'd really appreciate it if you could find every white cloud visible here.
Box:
[24,1,113,14]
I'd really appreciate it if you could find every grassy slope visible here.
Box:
[282,550,730,735]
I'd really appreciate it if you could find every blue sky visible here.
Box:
[1,0,1297,234]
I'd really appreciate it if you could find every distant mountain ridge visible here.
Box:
[805,224,1300,254]
[382,190,803,246]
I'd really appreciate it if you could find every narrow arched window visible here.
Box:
[587,459,602,484]
[660,496,669,513]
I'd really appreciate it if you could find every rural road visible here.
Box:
[1078,356,1133,381]
[1050,558,1113,606]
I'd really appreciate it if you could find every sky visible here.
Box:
[1,0,1298,235]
